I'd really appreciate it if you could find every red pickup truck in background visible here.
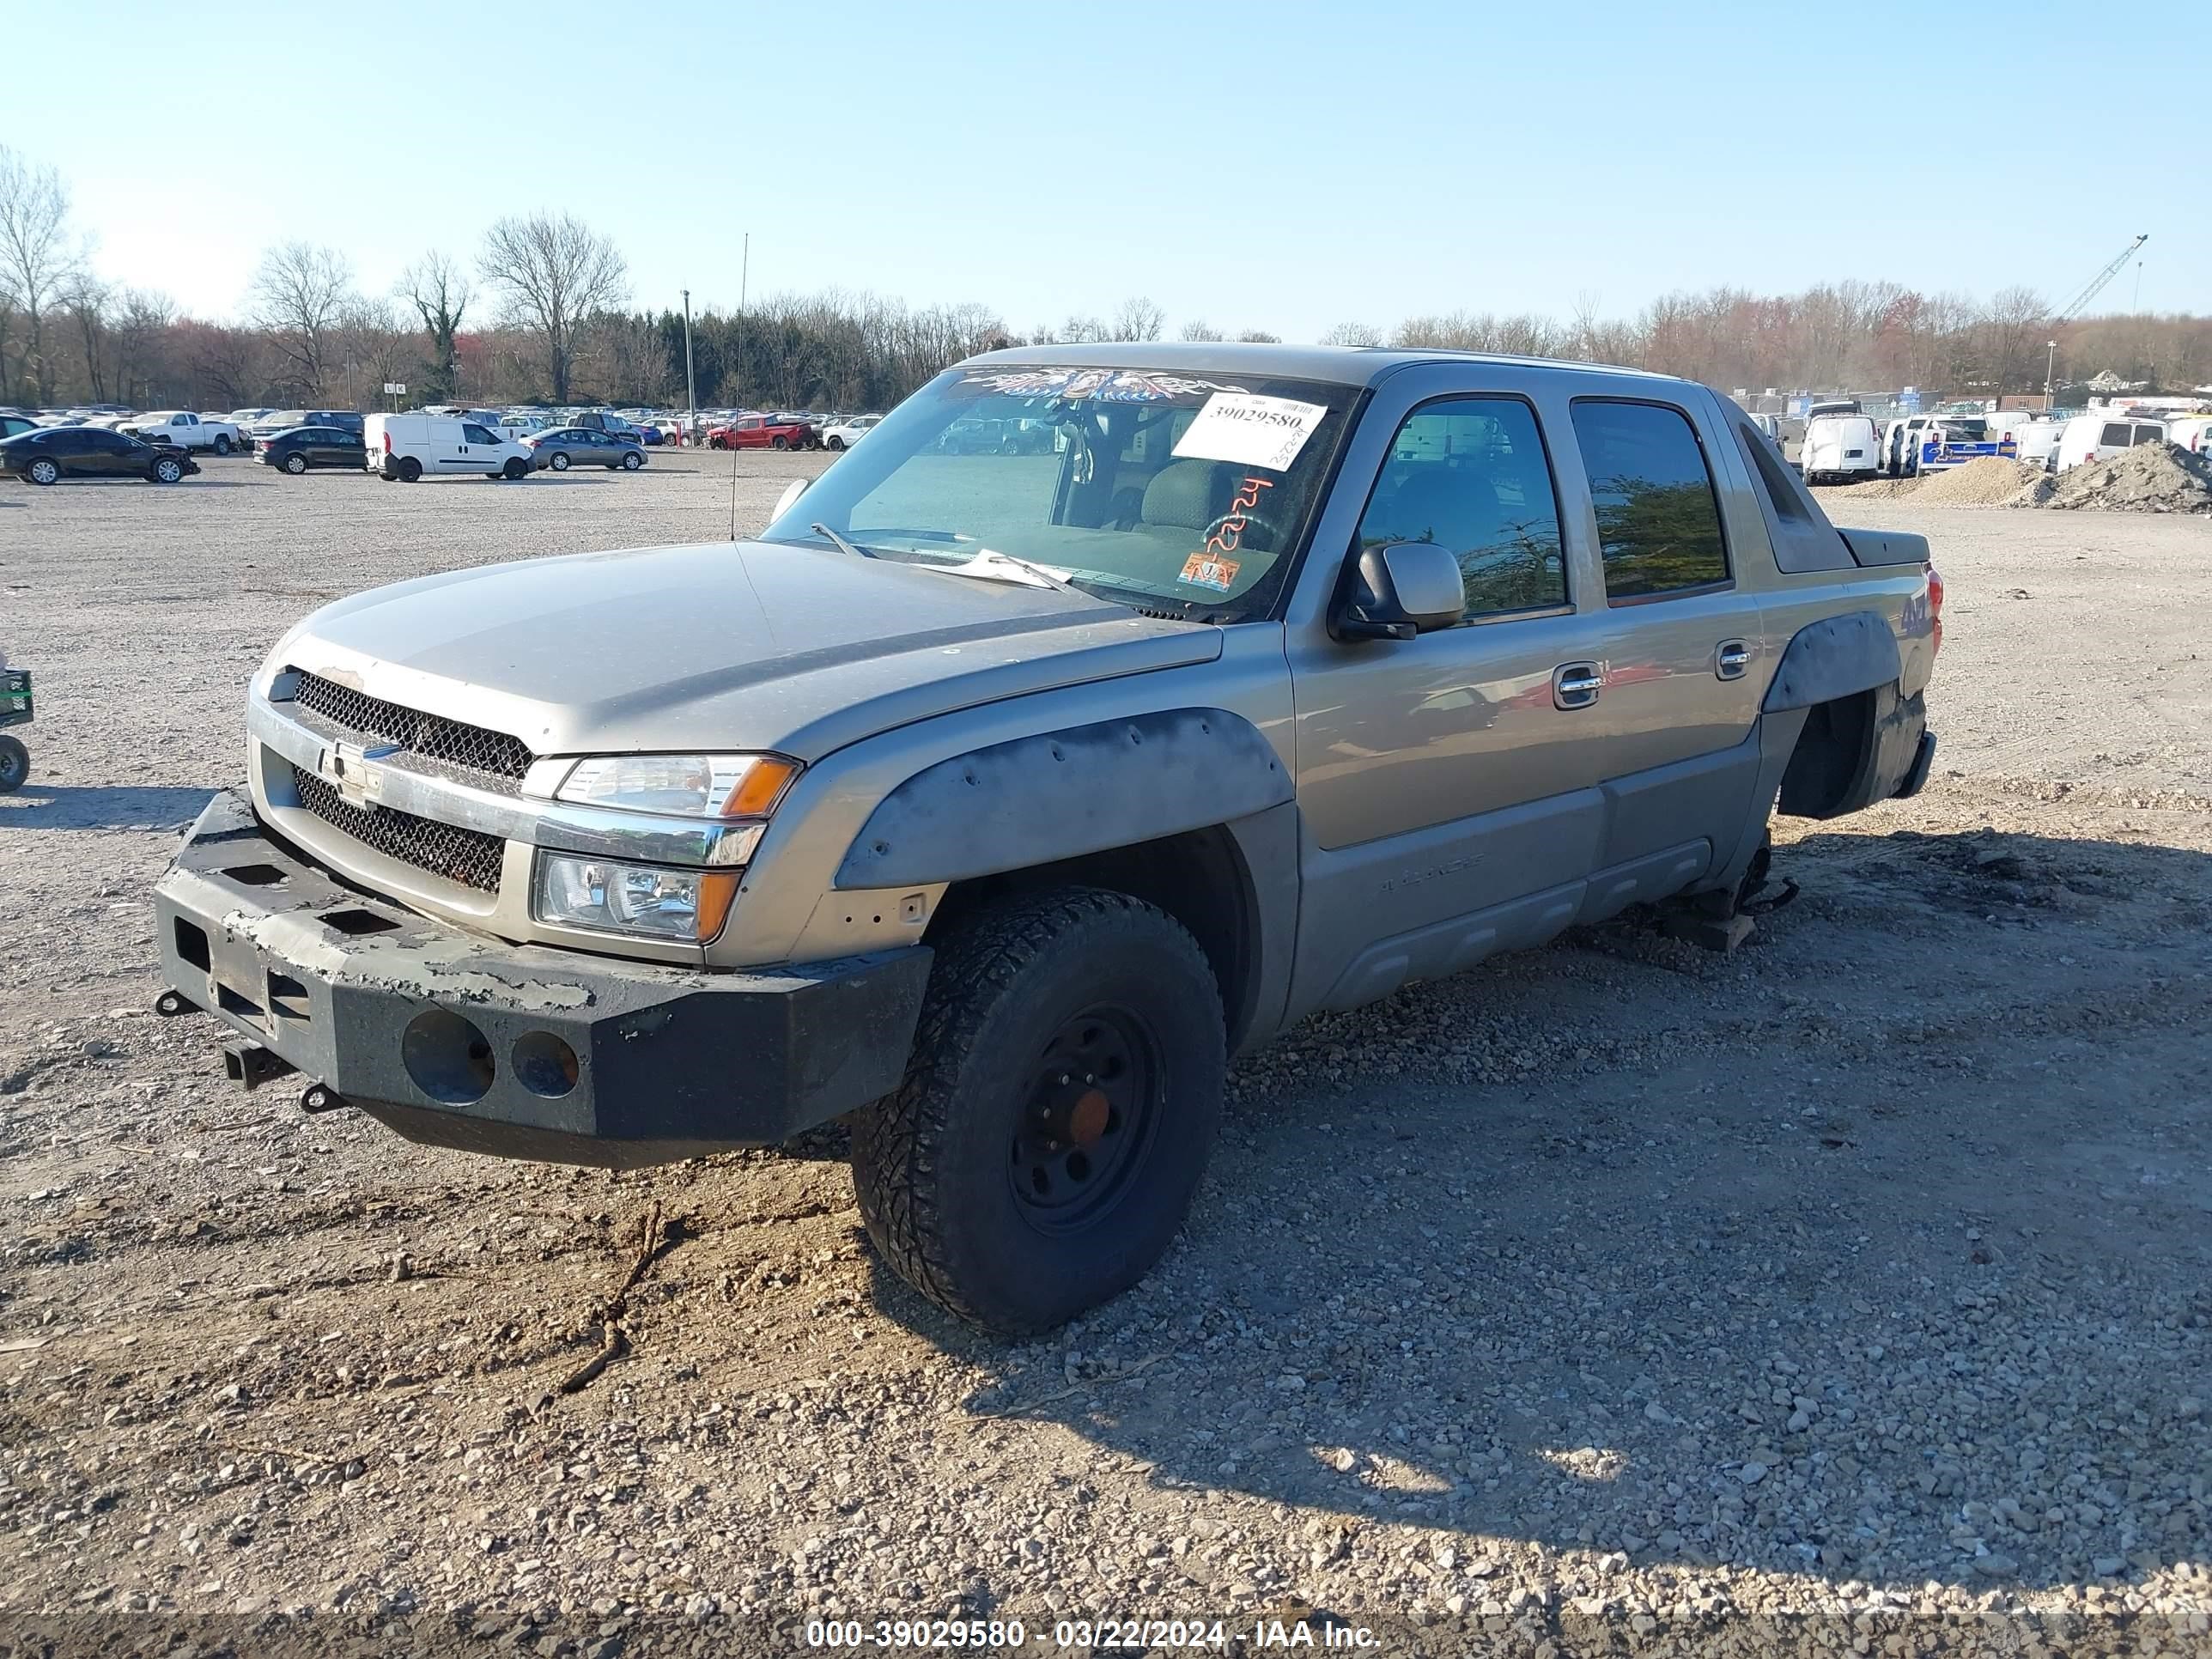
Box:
[706,413,816,451]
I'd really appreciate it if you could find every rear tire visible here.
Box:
[550,451,570,471]
[27,458,58,486]
[398,458,422,483]
[283,453,308,475]
[851,886,1225,1336]
[0,735,26,793]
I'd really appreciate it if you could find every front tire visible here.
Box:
[283,453,308,475]
[27,458,58,486]
[852,886,1225,1336]
[825,435,845,451]
[621,451,641,471]
[213,435,233,455]
[0,734,26,793]
[153,456,185,483]
[503,458,528,481]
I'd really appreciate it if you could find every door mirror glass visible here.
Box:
[1332,539,1466,641]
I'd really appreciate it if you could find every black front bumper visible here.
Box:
[152,791,932,1166]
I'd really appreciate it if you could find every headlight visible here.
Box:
[555,754,796,819]
[534,855,739,943]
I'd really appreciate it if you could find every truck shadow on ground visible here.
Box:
[864,824,2212,1596]
[0,783,216,830]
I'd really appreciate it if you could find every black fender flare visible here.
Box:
[1761,611,1902,713]
[833,708,1293,890]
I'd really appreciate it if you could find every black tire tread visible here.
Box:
[851,885,1219,1334]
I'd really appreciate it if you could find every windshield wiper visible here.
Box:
[811,522,875,560]
[963,549,1077,593]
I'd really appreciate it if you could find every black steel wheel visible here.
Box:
[853,885,1224,1335]
[0,735,27,793]
[398,457,422,483]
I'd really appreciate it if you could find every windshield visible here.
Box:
[760,363,1360,619]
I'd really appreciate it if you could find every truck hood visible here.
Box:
[271,540,1220,762]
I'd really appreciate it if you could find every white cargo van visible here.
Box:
[2053,413,2166,473]
[2163,414,2212,456]
[365,412,533,483]
[1801,414,1881,485]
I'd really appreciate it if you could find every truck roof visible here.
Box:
[961,341,1677,390]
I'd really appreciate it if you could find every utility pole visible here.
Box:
[736,233,750,409]
[682,288,696,444]
[2045,340,2057,409]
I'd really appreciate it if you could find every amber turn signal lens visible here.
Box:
[719,757,798,818]
[694,872,741,942]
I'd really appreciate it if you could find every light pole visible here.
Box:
[682,288,697,444]
[2045,340,2057,409]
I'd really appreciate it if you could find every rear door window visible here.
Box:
[2099,422,2132,447]
[1568,399,1731,600]
[2132,424,2164,447]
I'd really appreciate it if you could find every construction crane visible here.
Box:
[2056,234,2148,323]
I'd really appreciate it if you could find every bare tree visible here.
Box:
[398,251,471,400]
[1978,285,2048,398]
[1233,330,1281,343]
[1109,296,1166,343]
[343,298,415,407]
[1319,321,1383,347]
[477,213,628,401]
[1178,319,1224,342]
[0,146,80,404]
[59,270,112,402]
[250,241,355,400]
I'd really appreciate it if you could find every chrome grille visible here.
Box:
[291,765,506,894]
[289,670,534,782]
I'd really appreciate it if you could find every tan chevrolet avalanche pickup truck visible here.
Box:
[154,345,1941,1334]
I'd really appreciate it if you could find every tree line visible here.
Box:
[3,144,2205,416]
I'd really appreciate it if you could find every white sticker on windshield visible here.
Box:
[1170,393,1328,472]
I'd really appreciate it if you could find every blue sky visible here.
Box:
[12,3,2204,337]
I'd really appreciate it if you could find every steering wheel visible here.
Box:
[1199,509,1284,555]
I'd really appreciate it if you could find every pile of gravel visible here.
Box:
[2037,441,2212,514]
[1911,457,2050,507]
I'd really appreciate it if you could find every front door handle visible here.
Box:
[1553,662,1602,710]
[1716,640,1751,680]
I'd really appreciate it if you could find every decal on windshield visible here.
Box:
[1178,551,1241,592]
[1205,476,1273,556]
[958,368,1249,403]
[1171,392,1328,471]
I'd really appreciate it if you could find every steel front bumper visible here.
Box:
[152,791,931,1166]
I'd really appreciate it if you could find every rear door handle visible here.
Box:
[1553,662,1601,709]
[1716,640,1751,680]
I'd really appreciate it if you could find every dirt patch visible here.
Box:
[2039,441,2212,514]
[1911,456,2049,506]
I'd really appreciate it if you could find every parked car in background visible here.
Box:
[365,412,533,482]
[523,427,647,471]
[226,408,276,427]
[1801,414,1881,485]
[2053,412,2167,472]
[246,411,310,445]
[122,411,243,454]
[0,415,37,441]
[707,412,812,450]
[3,424,200,485]
[258,425,368,476]
[496,414,548,442]
[821,413,883,451]
[568,410,644,441]
[2163,414,2212,455]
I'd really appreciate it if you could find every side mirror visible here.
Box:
[771,477,808,521]
[1330,540,1465,642]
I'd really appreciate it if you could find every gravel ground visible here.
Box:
[2,457,2209,1657]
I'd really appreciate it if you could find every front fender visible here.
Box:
[832,708,1293,890]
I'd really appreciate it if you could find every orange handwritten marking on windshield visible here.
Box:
[1204,476,1274,555]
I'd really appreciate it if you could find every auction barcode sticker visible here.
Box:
[1171,393,1328,471]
